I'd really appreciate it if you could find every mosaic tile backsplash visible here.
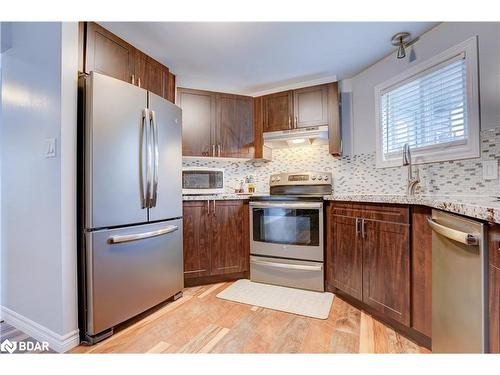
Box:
[182,127,500,197]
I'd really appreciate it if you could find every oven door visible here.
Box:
[250,201,323,262]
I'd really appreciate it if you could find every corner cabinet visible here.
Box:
[258,82,341,156]
[80,22,176,103]
[177,88,254,158]
[183,200,249,284]
[326,202,411,326]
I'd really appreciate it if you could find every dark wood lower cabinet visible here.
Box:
[328,215,362,300]
[362,219,410,326]
[211,200,249,275]
[490,264,500,353]
[183,200,211,279]
[183,200,249,284]
[411,206,432,337]
[326,202,422,344]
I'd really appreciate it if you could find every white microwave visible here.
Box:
[182,167,225,195]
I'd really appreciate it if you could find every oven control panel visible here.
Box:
[269,171,332,186]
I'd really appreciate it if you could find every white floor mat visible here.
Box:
[216,279,334,319]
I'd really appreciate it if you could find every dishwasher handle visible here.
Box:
[427,217,480,246]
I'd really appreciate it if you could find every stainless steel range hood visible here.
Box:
[263,125,329,149]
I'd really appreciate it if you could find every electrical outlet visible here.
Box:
[482,160,498,180]
[45,138,56,158]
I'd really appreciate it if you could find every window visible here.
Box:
[375,37,479,167]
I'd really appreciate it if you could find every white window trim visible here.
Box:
[374,36,480,168]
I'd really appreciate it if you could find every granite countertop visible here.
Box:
[183,193,500,224]
[324,194,500,224]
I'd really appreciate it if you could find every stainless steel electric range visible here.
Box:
[249,171,332,292]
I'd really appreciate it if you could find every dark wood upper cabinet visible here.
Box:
[182,200,249,282]
[167,72,176,103]
[134,49,168,98]
[328,214,363,300]
[210,200,249,275]
[362,219,410,326]
[258,83,340,155]
[293,85,329,128]
[178,88,255,158]
[84,22,134,83]
[217,94,254,158]
[411,206,432,338]
[183,201,211,279]
[81,22,175,103]
[262,91,293,132]
[177,88,215,157]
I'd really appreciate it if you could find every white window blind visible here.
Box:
[380,54,468,158]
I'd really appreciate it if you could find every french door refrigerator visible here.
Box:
[79,72,183,344]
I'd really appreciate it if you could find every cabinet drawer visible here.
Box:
[331,202,409,224]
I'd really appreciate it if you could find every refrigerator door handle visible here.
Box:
[150,110,159,207]
[108,225,179,244]
[142,108,152,208]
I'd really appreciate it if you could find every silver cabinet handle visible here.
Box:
[212,144,216,157]
[212,199,216,216]
[150,110,159,207]
[109,225,178,244]
[249,201,322,209]
[131,74,136,85]
[138,77,141,88]
[361,219,366,239]
[427,217,479,246]
[207,199,210,214]
[217,144,221,157]
[294,116,298,127]
[355,218,360,237]
[251,258,322,272]
[288,116,291,128]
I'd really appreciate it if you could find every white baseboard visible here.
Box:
[0,306,80,353]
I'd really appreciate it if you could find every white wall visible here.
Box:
[350,22,500,154]
[0,22,78,352]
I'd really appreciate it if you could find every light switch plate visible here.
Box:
[482,160,498,180]
[45,138,56,158]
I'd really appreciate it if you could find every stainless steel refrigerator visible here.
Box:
[79,72,183,344]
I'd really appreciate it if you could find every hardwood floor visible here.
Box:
[71,282,430,354]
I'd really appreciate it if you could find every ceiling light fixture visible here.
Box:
[391,32,412,59]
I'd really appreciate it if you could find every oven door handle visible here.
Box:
[249,202,322,209]
[250,258,323,271]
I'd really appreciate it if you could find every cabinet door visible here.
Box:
[210,200,249,275]
[262,91,293,132]
[183,201,211,279]
[217,94,254,158]
[490,264,500,353]
[362,219,411,326]
[85,22,134,84]
[134,50,166,98]
[293,85,328,128]
[411,206,432,337]
[177,88,215,157]
[328,215,363,299]
[166,71,176,103]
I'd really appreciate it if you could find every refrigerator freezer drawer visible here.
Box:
[250,255,324,292]
[86,219,183,336]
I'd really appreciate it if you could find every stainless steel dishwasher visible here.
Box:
[428,210,488,353]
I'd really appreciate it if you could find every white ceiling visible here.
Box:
[100,22,438,95]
